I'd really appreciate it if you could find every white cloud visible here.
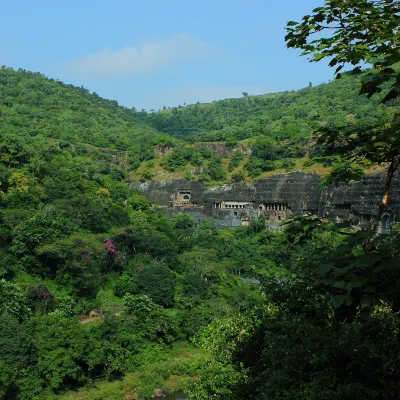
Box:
[139,84,271,110]
[64,34,217,77]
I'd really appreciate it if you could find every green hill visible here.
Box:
[131,75,390,183]
[0,67,282,399]
[141,75,388,143]
[0,67,389,187]
[0,66,161,150]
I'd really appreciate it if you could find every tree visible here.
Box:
[173,213,195,229]
[231,172,245,183]
[208,157,227,181]
[285,0,400,101]
[182,273,209,299]
[0,279,31,320]
[242,92,248,97]
[11,208,77,258]
[285,0,400,226]
[135,263,176,307]
[178,247,223,282]
[122,294,178,343]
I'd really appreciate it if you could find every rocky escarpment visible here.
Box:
[134,171,400,229]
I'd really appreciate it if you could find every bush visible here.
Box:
[182,274,210,299]
[228,149,244,171]
[184,170,193,180]
[114,274,137,297]
[140,169,154,182]
[208,157,227,181]
[303,158,315,167]
[135,263,176,307]
[174,213,195,229]
[231,172,245,183]
[123,294,158,318]
[0,279,31,320]
[26,284,54,314]
[251,137,277,160]
[198,174,210,183]
[262,160,277,172]
[178,307,212,339]
[123,294,178,343]
[280,159,296,170]
[245,158,262,177]
[226,137,238,150]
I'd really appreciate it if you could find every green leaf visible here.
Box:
[360,296,374,308]
[331,295,352,308]
[319,263,334,274]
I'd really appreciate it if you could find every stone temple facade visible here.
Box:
[134,171,400,231]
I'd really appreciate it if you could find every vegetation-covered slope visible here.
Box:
[131,74,391,183]
[0,66,273,400]
[141,75,388,142]
[0,66,162,150]
[0,67,389,187]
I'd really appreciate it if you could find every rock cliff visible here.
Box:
[134,171,400,229]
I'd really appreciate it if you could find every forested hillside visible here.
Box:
[0,66,157,150]
[0,67,389,187]
[141,75,388,142]
[135,75,390,182]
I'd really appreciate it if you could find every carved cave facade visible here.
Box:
[136,171,400,232]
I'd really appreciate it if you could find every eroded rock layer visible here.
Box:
[134,171,400,229]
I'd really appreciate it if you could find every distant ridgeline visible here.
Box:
[139,73,386,142]
[0,67,391,186]
[135,171,400,233]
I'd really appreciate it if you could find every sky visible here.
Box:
[1,0,334,110]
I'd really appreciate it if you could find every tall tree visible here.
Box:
[285,0,400,224]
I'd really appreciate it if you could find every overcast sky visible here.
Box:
[1,0,333,110]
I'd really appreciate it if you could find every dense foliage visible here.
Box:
[0,67,160,150]
[141,75,387,144]
[0,75,272,397]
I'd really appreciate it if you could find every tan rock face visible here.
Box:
[88,310,98,318]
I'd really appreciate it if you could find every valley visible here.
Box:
[1,1,400,397]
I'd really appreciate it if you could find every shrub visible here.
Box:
[140,169,154,182]
[135,263,176,307]
[245,158,262,177]
[182,274,209,299]
[26,284,54,314]
[251,137,277,160]
[231,171,245,183]
[174,213,195,229]
[226,137,238,150]
[228,149,244,171]
[280,159,296,170]
[114,274,137,297]
[262,160,277,172]
[184,170,193,180]
[198,174,210,183]
[208,157,227,181]
[178,307,212,339]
